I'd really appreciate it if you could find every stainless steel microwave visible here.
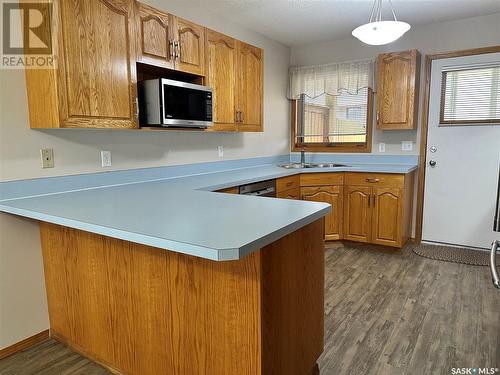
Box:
[138,78,213,128]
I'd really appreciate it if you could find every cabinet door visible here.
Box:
[136,2,174,69]
[343,186,371,243]
[59,0,137,128]
[205,30,238,131]
[302,186,343,240]
[277,188,300,200]
[173,17,205,76]
[237,42,263,132]
[372,188,403,247]
[377,50,420,130]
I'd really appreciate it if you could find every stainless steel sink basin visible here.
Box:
[311,163,347,168]
[279,163,348,169]
[279,163,304,169]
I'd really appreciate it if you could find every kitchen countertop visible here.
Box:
[0,160,417,261]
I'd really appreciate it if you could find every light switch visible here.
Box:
[40,149,54,168]
[217,146,224,158]
[378,143,386,153]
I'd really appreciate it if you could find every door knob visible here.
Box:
[429,160,437,167]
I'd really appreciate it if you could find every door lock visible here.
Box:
[429,160,437,167]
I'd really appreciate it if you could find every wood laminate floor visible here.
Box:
[1,242,499,375]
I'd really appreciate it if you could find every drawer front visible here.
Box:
[300,173,344,187]
[276,175,300,192]
[217,187,239,194]
[277,187,300,200]
[345,172,404,188]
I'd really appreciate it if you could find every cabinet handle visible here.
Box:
[174,40,180,60]
[368,194,371,207]
[376,112,380,124]
[169,40,175,60]
[366,178,380,183]
[286,181,294,187]
[135,98,139,119]
[372,194,376,206]
[240,111,244,123]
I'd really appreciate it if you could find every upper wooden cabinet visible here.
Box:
[237,42,264,132]
[25,0,263,131]
[135,4,204,76]
[376,49,420,130]
[205,32,264,132]
[26,0,138,129]
[135,2,174,69]
[173,17,205,76]
[205,30,238,131]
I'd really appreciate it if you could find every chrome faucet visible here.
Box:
[300,149,306,166]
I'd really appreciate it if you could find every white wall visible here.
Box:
[0,0,290,349]
[290,12,500,155]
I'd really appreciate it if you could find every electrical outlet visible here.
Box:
[401,141,413,151]
[378,142,386,153]
[217,146,224,158]
[40,149,54,168]
[101,150,112,167]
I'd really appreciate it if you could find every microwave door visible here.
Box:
[162,80,211,127]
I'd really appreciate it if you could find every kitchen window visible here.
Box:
[288,58,375,152]
[440,65,500,125]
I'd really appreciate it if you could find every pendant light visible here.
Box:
[352,0,410,45]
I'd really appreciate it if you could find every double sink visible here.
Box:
[279,162,349,169]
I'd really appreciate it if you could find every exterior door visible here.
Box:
[237,42,263,132]
[205,30,238,131]
[60,0,137,128]
[422,52,500,249]
[174,17,205,76]
[372,187,402,247]
[343,186,371,243]
[302,186,343,240]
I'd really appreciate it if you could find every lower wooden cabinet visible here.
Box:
[343,172,414,248]
[343,186,371,243]
[301,186,343,241]
[216,187,239,194]
[371,187,403,246]
[277,188,300,200]
[298,172,414,248]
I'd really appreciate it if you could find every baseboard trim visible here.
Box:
[0,330,50,360]
[51,331,123,375]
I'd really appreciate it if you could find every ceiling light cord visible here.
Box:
[388,0,398,22]
[369,0,399,23]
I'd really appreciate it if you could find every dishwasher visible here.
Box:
[239,179,276,197]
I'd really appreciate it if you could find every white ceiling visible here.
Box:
[186,0,500,46]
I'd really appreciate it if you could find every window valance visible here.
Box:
[287,58,376,100]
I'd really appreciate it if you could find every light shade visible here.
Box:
[352,20,411,45]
